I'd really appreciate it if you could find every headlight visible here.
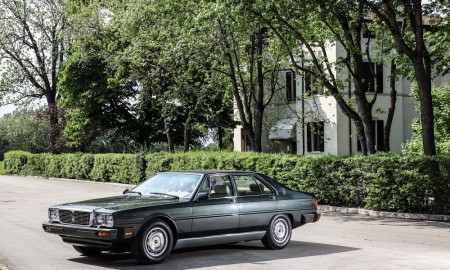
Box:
[49,209,59,221]
[95,213,114,227]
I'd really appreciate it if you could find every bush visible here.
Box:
[3,150,450,215]
[90,154,143,184]
[0,161,4,175]
[3,151,31,174]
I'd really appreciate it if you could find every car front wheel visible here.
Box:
[131,219,174,264]
[262,214,292,250]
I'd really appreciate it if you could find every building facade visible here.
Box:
[233,42,450,155]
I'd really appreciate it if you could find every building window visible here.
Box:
[306,122,324,152]
[285,70,296,101]
[305,73,324,95]
[362,62,383,93]
[357,120,385,151]
[363,30,375,39]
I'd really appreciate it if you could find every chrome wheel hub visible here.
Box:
[272,219,289,243]
[145,228,168,256]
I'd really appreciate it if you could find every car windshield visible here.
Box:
[132,173,202,199]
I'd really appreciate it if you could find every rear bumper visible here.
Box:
[302,212,321,224]
[43,222,121,248]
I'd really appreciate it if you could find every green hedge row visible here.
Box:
[4,151,450,215]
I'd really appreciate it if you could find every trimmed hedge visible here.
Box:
[4,151,450,215]
[0,161,4,175]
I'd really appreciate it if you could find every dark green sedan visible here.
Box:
[43,171,320,264]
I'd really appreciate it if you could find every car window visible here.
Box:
[208,175,233,199]
[234,175,273,196]
[132,173,202,199]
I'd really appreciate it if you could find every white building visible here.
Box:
[233,41,450,155]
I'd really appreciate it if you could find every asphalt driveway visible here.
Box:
[0,175,449,270]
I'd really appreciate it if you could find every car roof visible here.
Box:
[159,170,255,175]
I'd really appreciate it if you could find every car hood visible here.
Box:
[54,195,182,212]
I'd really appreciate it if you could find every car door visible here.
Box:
[233,174,278,233]
[191,174,239,237]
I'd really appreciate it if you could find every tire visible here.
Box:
[131,219,174,264]
[261,214,292,250]
[73,245,104,256]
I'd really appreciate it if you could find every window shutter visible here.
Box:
[376,64,383,93]
[292,72,296,99]
[319,122,325,152]
[307,123,312,152]
[377,120,384,151]
[286,71,292,101]
[305,73,312,95]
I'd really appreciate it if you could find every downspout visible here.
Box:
[301,57,305,155]
[348,51,353,155]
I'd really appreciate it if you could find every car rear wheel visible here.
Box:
[73,245,104,256]
[131,219,174,264]
[262,214,292,250]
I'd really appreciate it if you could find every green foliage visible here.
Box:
[45,154,94,180]
[90,154,143,184]
[3,151,32,175]
[0,110,50,160]
[4,151,450,215]
[0,161,4,175]
[404,84,450,155]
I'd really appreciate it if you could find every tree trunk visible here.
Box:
[218,127,224,150]
[252,26,265,153]
[413,61,436,156]
[354,120,367,155]
[164,120,174,153]
[183,109,191,152]
[46,94,60,154]
[384,61,397,152]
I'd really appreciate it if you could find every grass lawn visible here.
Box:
[0,161,4,175]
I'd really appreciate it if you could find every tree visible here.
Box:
[194,1,284,152]
[0,0,66,153]
[60,0,234,152]
[249,0,404,155]
[357,0,450,155]
[404,84,450,155]
[0,109,50,159]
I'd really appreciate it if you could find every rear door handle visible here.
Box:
[270,196,276,200]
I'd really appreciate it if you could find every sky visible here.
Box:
[0,104,15,117]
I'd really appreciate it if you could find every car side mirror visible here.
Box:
[123,188,129,195]
[195,192,209,202]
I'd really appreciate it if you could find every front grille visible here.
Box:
[59,210,91,225]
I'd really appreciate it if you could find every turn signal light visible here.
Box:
[98,232,108,237]
[125,231,133,237]
[315,199,319,208]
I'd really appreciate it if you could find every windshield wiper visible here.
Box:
[149,192,179,200]
[124,190,142,196]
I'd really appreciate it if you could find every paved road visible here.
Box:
[0,175,449,270]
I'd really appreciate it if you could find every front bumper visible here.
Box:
[43,222,118,240]
[43,222,122,248]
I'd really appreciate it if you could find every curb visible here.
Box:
[319,205,450,222]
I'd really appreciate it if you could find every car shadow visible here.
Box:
[68,240,359,269]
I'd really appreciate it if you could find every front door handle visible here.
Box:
[270,196,276,200]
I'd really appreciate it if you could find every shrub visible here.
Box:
[0,161,4,175]
[3,151,31,174]
[90,154,142,184]
[3,150,450,215]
